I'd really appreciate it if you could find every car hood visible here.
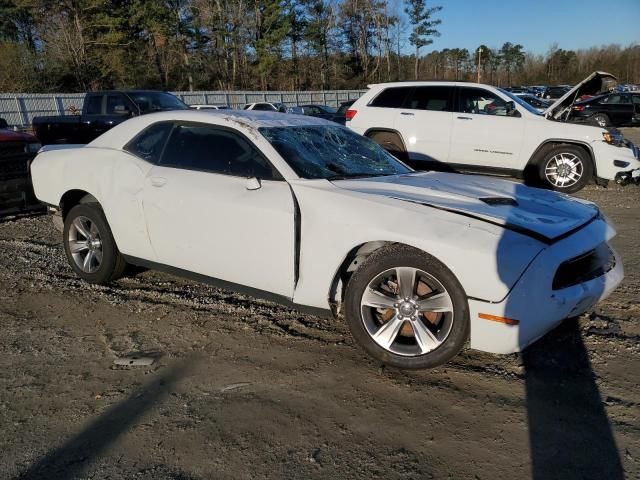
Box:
[332,172,599,242]
[544,71,617,120]
[0,128,38,143]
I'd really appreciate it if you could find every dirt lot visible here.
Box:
[1,129,639,480]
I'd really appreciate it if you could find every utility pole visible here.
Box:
[477,47,483,83]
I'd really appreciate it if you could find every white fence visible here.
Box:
[0,90,365,127]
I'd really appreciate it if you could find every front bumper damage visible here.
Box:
[615,168,640,185]
[0,176,45,217]
[468,218,623,354]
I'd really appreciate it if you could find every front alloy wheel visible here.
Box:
[544,152,584,189]
[360,267,454,357]
[538,145,593,193]
[345,245,469,369]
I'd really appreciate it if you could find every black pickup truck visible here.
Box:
[0,118,45,217]
[33,90,189,145]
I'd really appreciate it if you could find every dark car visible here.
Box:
[570,92,640,127]
[512,93,551,112]
[331,100,356,125]
[32,90,188,145]
[300,104,337,120]
[504,86,528,94]
[0,118,44,217]
[541,86,571,100]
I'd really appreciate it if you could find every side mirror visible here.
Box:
[246,177,261,190]
[0,118,8,129]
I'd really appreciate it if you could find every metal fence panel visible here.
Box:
[0,90,366,127]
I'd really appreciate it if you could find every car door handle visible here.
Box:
[150,177,167,187]
[457,116,473,120]
[400,112,414,116]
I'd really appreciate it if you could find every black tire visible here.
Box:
[63,203,127,284]
[590,113,610,128]
[344,244,469,369]
[537,145,593,194]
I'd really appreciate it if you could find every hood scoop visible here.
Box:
[480,197,518,207]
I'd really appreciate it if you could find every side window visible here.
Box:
[124,122,172,163]
[458,88,510,116]
[369,87,412,108]
[106,95,132,115]
[405,86,454,112]
[160,124,280,179]
[607,95,622,104]
[85,95,103,115]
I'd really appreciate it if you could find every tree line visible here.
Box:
[1,0,639,93]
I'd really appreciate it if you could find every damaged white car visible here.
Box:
[31,111,623,369]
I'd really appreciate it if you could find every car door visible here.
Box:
[393,86,455,165]
[78,94,105,143]
[142,121,296,298]
[604,94,633,125]
[102,93,137,130]
[449,86,525,170]
[632,94,640,118]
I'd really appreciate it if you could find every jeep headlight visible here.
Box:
[602,132,623,146]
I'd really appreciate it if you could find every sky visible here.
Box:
[407,0,640,55]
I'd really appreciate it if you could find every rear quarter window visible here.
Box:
[369,87,413,108]
[124,122,173,164]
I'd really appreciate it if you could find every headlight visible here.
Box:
[26,142,42,153]
[602,131,624,146]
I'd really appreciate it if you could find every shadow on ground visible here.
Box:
[523,319,624,480]
[17,359,192,480]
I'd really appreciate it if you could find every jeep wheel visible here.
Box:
[590,113,610,128]
[538,145,593,194]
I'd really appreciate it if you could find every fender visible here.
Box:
[528,138,598,177]
[363,128,408,150]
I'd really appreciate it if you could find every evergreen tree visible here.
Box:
[404,0,441,79]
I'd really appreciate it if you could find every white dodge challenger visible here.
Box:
[31,110,623,369]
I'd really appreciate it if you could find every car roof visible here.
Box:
[90,109,334,148]
[366,81,496,89]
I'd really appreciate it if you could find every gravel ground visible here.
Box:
[1,129,639,480]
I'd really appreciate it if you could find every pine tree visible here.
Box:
[404,0,441,80]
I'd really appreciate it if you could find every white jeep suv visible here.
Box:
[347,73,640,193]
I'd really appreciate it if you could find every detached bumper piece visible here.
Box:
[615,168,640,186]
[0,178,45,217]
[0,147,45,217]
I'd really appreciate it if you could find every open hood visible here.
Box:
[543,71,617,121]
[332,172,599,243]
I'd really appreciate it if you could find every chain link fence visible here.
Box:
[0,90,366,127]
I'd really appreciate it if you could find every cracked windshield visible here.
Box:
[260,125,412,179]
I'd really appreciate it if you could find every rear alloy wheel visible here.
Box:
[538,145,593,193]
[345,245,469,369]
[63,203,127,284]
[591,113,610,128]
